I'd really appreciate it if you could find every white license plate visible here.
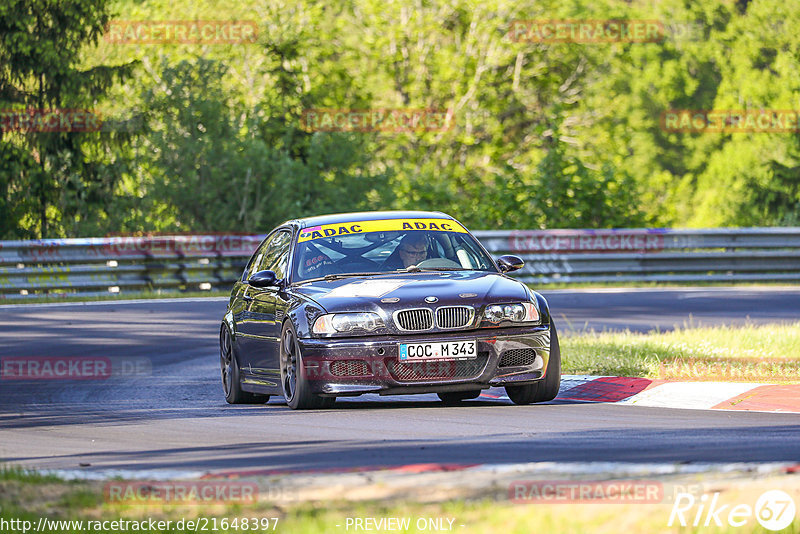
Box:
[398,341,477,361]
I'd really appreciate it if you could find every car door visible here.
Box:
[237,229,293,381]
[231,237,267,371]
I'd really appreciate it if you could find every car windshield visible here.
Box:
[292,218,497,282]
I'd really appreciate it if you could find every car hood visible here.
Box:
[292,271,531,314]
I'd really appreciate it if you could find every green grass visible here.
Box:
[0,289,229,305]
[0,465,65,484]
[561,321,800,382]
[528,281,799,290]
[1,467,797,534]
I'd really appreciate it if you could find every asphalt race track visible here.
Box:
[1,288,799,475]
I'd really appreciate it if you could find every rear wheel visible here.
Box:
[220,326,269,404]
[505,322,561,405]
[280,323,335,410]
[437,390,482,404]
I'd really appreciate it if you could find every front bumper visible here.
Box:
[298,325,551,396]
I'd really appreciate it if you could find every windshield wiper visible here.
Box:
[394,266,471,272]
[323,271,390,281]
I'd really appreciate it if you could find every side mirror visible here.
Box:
[248,269,279,288]
[497,255,524,273]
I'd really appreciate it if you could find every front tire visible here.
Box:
[505,322,562,405]
[280,323,335,410]
[220,326,269,404]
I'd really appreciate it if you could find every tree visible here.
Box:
[134,3,392,232]
[0,0,136,238]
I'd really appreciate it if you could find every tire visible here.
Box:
[280,322,334,410]
[437,390,482,404]
[220,326,270,404]
[505,322,562,405]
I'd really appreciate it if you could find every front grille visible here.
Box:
[386,353,489,382]
[499,348,538,368]
[394,308,434,331]
[436,306,474,329]
[330,360,370,377]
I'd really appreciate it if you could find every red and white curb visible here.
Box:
[478,375,800,413]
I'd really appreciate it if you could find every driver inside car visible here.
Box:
[382,233,429,270]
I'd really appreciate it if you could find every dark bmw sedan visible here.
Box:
[220,211,560,409]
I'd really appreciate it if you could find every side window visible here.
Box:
[244,247,267,281]
[266,231,292,279]
[244,230,292,281]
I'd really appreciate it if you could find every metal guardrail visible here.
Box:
[0,235,266,299]
[476,227,800,284]
[1,228,799,299]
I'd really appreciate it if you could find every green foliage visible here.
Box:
[0,0,137,238]
[134,56,390,232]
[2,0,800,236]
[0,465,64,483]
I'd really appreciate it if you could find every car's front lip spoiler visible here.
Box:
[319,384,381,395]
[318,382,505,396]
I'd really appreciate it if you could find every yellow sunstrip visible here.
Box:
[298,218,468,242]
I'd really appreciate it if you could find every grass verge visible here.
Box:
[531,281,800,290]
[2,467,798,534]
[0,290,229,305]
[561,321,800,382]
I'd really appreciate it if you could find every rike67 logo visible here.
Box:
[669,490,796,531]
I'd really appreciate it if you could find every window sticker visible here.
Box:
[298,219,467,242]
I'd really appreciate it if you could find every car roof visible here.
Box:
[290,210,454,229]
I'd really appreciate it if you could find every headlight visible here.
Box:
[312,312,384,335]
[482,302,539,325]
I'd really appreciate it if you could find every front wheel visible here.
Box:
[220,326,269,404]
[280,323,335,410]
[505,322,562,405]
